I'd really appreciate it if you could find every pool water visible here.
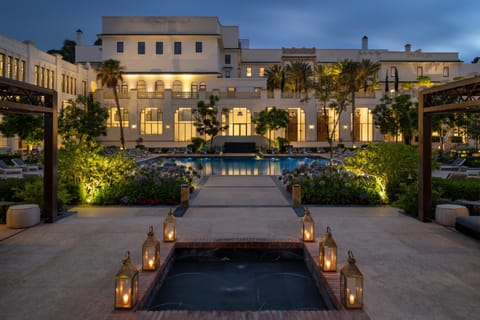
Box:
[172,157,327,176]
[143,248,329,311]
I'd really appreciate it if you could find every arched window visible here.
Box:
[172,80,182,98]
[137,80,146,98]
[199,82,206,91]
[155,80,164,98]
[191,82,199,99]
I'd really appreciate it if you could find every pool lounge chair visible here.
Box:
[0,160,23,178]
[440,158,466,171]
[11,158,40,172]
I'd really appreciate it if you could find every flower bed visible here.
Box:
[280,161,386,205]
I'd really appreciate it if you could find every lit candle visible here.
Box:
[148,258,154,268]
[123,293,129,305]
[168,231,174,240]
[349,293,355,305]
[305,231,310,240]
[325,259,331,269]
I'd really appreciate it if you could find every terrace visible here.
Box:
[0,175,479,320]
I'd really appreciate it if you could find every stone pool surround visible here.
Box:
[106,239,370,320]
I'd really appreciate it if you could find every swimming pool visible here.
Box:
[170,157,328,176]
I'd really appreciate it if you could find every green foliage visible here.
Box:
[433,177,480,201]
[281,163,385,205]
[190,137,206,152]
[0,114,44,148]
[253,107,289,149]
[393,181,441,215]
[57,141,135,203]
[59,95,108,143]
[13,177,72,213]
[0,178,28,202]
[372,94,417,144]
[193,95,228,151]
[343,143,419,202]
[47,39,76,63]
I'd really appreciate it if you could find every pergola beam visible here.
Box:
[418,75,480,222]
[0,77,57,222]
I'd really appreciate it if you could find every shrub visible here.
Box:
[14,177,72,213]
[280,162,386,205]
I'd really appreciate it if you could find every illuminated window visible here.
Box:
[107,107,129,128]
[286,108,306,142]
[140,108,163,135]
[259,67,265,77]
[7,56,12,78]
[174,108,195,141]
[41,67,45,87]
[228,108,252,136]
[443,67,449,77]
[390,66,396,77]
[195,41,203,53]
[317,109,339,142]
[137,80,146,93]
[246,67,252,77]
[138,42,145,55]
[0,54,4,76]
[13,58,18,80]
[117,42,124,53]
[35,66,40,86]
[174,42,182,54]
[50,70,54,88]
[353,108,373,142]
[172,80,182,98]
[417,66,423,77]
[20,61,26,82]
[199,82,206,91]
[155,80,164,98]
[46,69,50,89]
[82,81,87,96]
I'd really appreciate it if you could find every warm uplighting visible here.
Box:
[319,226,337,272]
[163,209,176,242]
[142,226,160,271]
[301,208,315,242]
[340,251,364,309]
[114,251,139,309]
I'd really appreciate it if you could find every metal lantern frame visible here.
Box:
[114,251,139,309]
[340,251,364,309]
[319,226,337,272]
[142,226,160,271]
[163,209,176,242]
[301,208,315,242]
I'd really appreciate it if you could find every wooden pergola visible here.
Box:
[0,77,58,222]
[419,76,480,221]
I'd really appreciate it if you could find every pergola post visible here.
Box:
[43,91,58,222]
[418,92,432,222]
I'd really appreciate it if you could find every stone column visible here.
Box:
[292,184,301,208]
[180,184,189,208]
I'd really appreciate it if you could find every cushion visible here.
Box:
[455,216,480,240]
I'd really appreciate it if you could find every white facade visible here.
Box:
[3,16,480,151]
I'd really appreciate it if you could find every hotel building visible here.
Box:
[2,16,480,152]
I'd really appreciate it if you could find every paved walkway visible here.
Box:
[0,176,479,320]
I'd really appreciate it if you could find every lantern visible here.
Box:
[301,208,315,241]
[142,226,160,271]
[319,226,337,272]
[340,251,364,309]
[163,209,176,242]
[114,251,139,309]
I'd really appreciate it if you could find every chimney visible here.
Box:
[76,29,83,45]
[405,44,411,52]
[362,36,368,50]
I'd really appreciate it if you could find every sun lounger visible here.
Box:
[0,160,23,178]
[440,158,466,171]
[11,158,40,171]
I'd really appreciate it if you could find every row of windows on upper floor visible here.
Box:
[241,65,450,78]
[115,41,233,64]
[0,54,26,81]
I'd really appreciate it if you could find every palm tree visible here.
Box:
[285,61,313,99]
[265,64,285,92]
[336,59,360,145]
[97,59,126,149]
[358,59,381,93]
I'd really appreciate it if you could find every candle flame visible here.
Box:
[123,293,129,305]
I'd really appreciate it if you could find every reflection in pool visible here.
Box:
[168,157,327,176]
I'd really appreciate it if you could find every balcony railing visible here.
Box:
[103,91,130,99]
[208,91,261,99]
[172,92,199,99]
[137,91,165,99]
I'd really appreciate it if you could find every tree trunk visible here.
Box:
[113,88,125,150]
[351,90,356,146]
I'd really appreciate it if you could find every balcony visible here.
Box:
[172,92,199,99]
[103,90,130,99]
[137,91,165,99]
[209,91,261,99]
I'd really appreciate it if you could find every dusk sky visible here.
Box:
[2,0,479,62]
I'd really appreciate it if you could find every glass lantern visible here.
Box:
[163,209,176,242]
[319,226,337,272]
[114,251,139,309]
[340,251,364,309]
[142,226,160,271]
[301,208,315,242]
